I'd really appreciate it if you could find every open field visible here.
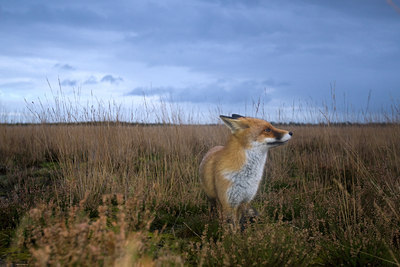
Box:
[1,121,400,265]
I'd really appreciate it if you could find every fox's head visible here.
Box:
[220,114,293,149]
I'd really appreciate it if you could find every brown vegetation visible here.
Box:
[1,121,399,265]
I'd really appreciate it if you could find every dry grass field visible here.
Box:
[0,118,400,265]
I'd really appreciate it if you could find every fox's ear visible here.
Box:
[231,114,244,119]
[220,115,248,133]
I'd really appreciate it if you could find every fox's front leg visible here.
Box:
[239,203,259,229]
[242,204,259,218]
[219,198,240,230]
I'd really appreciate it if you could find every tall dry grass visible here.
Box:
[1,119,400,265]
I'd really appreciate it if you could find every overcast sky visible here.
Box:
[0,0,399,123]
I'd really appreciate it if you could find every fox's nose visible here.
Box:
[289,132,293,136]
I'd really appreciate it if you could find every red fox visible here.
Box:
[199,114,293,226]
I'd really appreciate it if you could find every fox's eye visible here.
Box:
[265,128,271,133]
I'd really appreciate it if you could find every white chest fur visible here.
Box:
[223,145,268,207]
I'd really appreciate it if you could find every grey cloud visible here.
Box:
[127,86,171,97]
[60,75,123,87]
[84,76,98,85]
[116,0,400,87]
[0,3,106,28]
[2,1,399,68]
[60,79,77,87]
[1,0,399,115]
[54,63,75,71]
[101,75,123,84]
[126,79,275,104]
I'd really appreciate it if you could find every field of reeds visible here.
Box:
[0,120,399,266]
[1,93,400,265]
